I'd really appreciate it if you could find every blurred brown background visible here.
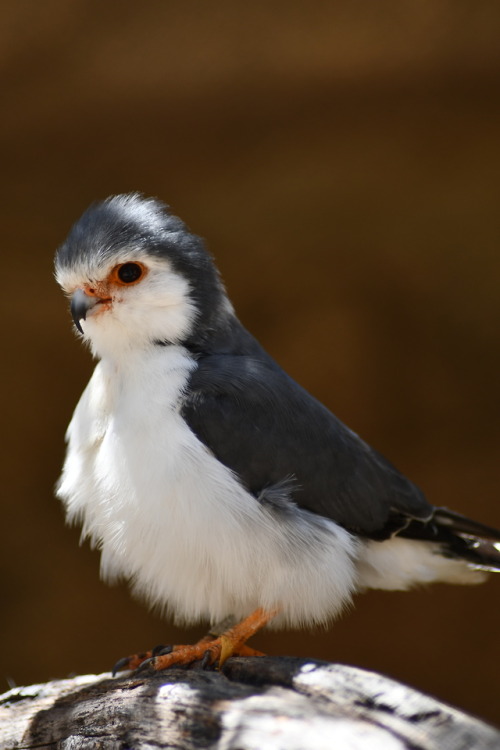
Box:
[0,0,499,726]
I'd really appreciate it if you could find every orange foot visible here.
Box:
[113,607,277,675]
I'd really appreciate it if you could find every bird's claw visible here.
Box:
[112,644,174,676]
[112,655,136,677]
[200,649,217,670]
[112,608,274,676]
[133,656,157,674]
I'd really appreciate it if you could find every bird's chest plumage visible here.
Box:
[59,348,238,569]
[57,345,358,627]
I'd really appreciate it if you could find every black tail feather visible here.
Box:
[398,506,500,572]
[432,508,500,542]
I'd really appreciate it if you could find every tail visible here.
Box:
[400,507,500,572]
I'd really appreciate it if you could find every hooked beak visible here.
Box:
[70,288,100,334]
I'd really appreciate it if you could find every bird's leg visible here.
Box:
[148,607,278,671]
[185,615,263,657]
[112,610,274,675]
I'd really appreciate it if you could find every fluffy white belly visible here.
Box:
[57,346,359,628]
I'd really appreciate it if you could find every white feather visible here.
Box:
[57,345,359,628]
[357,537,486,590]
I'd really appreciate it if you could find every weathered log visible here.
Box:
[0,657,498,749]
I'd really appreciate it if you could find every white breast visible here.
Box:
[57,344,359,628]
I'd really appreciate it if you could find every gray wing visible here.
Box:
[181,349,433,539]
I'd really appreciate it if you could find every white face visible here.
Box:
[56,251,197,360]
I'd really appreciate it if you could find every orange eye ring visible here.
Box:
[109,261,147,286]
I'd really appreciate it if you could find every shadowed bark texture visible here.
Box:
[1,657,498,749]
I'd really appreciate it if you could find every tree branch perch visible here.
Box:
[1,657,498,749]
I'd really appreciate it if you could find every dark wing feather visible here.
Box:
[398,508,500,571]
[181,340,433,539]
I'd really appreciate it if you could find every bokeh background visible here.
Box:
[1,0,499,726]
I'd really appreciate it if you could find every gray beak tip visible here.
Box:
[70,288,97,335]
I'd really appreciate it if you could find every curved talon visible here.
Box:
[200,649,214,670]
[134,656,157,674]
[112,655,136,677]
[112,648,156,676]
[152,644,171,656]
[110,644,172,677]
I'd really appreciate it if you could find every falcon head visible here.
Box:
[55,194,231,358]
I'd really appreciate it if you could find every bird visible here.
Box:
[55,193,500,672]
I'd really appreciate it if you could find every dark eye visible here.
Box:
[117,262,144,284]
